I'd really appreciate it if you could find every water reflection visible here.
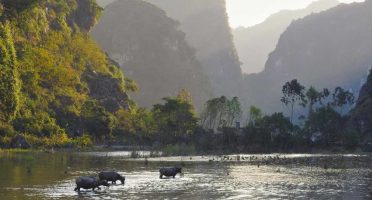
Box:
[0,152,371,199]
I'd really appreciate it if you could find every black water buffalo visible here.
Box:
[74,176,109,192]
[99,171,125,184]
[159,167,182,179]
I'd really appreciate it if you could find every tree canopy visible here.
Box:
[0,22,19,122]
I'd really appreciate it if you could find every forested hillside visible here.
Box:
[92,0,212,109]
[1,0,371,152]
[243,0,372,114]
[0,0,137,146]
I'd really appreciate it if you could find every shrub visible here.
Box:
[23,134,43,147]
[0,136,12,147]
[73,135,93,148]
[43,132,72,148]
[23,133,74,148]
[0,122,16,137]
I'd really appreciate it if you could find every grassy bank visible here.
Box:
[0,134,93,149]
[0,148,31,153]
[0,135,366,156]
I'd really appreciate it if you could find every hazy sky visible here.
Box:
[226,0,365,28]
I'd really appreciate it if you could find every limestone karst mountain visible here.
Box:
[94,0,243,108]
[233,0,339,74]
[92,0,213,109]
[243,0,372,114]
[349,69,372,139]
[143,0,243,98]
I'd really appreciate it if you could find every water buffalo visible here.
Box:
[159,167,182,179]
[98,171,125,184]
[74,176,109,192]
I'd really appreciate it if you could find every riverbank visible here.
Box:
[0,145,368,158]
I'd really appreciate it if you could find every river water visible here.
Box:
[0,151,371,200]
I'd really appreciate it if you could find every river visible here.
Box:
[0,151,371,199]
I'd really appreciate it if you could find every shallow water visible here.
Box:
[0,152,371,200]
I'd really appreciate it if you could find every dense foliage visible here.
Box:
[201,96,242,130]
[155,79,360,153]
[0,0,135,147]
[0,22,19,122]
[152,96,198,145]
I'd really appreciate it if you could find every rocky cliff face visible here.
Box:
[74,0,103,32]
[84,68,129,113]
[144,0,243,97]
[349,70,372,139]
[233,0,339,74]
[92,0,213,109]
[243,0,372,114]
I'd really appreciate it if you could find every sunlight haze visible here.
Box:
[2,0,372,199]
[226,0,365,28]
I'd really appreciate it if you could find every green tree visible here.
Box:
[177,88,193,103]
[115,107,156,137]
[0,22,20,122]
[152,97,198,144]
[331,87,354,115]
[281,79,306,123]
[216,96,228,128]
[201,97,223,130]
[244,112,292,151]
[201,96,242,129]
[305,106,343,146]
[81,100,115,140]
[176,88,196,112]
[305,86,329,115]
[247,105,262,126]
[263,113,293,149]
[226,97,242,127]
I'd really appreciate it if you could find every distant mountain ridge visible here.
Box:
[242,0,372,114]
[233,0,339,74]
